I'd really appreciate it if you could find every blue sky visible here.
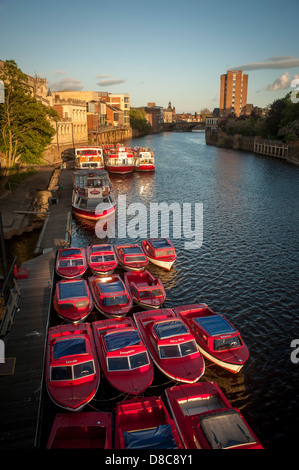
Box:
[1,0,299,113]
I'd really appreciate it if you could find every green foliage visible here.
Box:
[0,60,59,173]
[130,108,152,134]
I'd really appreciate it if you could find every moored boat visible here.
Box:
[88,274,132,318]
[133,309,205,383]
[86,244,118,274]
[124,270,166,309]
[104,145,135,175]
[53,279,94,324]
[114,396,183,449]
[172,303,249,373]
[141,238,176,271]
[92,317,154,395]
[75,146,104,170]
[46,411,112,449]
[115,244,148,271]
[46,323,100,412]
[165,381,263,449]
[55,247,87,279]
[134,147,155,171]
[72,169,116,221]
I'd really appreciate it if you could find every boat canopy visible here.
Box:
[104,330,141,352]
[59,248,82,257]
[53,337,86,360]
[58,281,87,300]
[90,245,113,253]
[194,315,237,337]
[199,409,257,449]
[98,280,124,294]
[153,320,188,339]
[123,424,178,449]
[147,239,173,249]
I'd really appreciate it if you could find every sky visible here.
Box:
[1,0,299,113]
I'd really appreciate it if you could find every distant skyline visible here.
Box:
[1,0,299,113]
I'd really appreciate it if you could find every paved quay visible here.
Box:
[0,162,74,449]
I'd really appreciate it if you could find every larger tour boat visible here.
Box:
[75,146,104,170]
[104,145,135,175]
[72,169,116,221]
[134,147,155,171]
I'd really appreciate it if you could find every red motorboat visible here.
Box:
[165,381,263,449]
[141,238,176,271]
[55,247,87,279]
[133,309,205,383]
[88,274,132,318]
[53,279,94,324]
[104,145,135,175]
[114,396,183,449]
[115,244,148,271]
[92,317,154,395]
[173,304,249,373]
[124,270,166,309]
[46,411,112,449]
[86,244,118,274]
[46,323,100,412]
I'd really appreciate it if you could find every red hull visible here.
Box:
[46,412,112,449]
[88,274,132,318]
[92,317,154,395]
[86,244,118,274]
[105,165,135,174]
[115,244,148,271]
[165,382,263,449]
[114,396,183,449]
[46,323,100,412]
[133,309,205,383]
[73,205,115,221]
[53,279,94,324]
[135,165,155,171]
[55,247,87,279]
[173,304,249,373]
[124,270,166,309]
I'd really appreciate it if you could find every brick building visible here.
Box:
[220,70,248,117]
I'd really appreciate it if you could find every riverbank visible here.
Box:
[205,128,299,166]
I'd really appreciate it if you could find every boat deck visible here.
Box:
[0,250,55,448]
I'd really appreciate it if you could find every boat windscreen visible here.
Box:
[123,424,178,449]
[53,338,86,360]
[199,409,257,449]
[153,320,188,339]
[58,281,87,299]
[105,330,141,352]
[91,254,115,263]
[124,255,146,263]
[194,315,237,337]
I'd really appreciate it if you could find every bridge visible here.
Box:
[161,121,206,132]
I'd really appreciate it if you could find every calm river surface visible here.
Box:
[47,130,299,449]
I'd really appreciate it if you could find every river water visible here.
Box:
[44,130,299,449]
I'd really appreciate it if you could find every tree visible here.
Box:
[0,60,58,184]
[265,98,287,138]
[130,108,152,134]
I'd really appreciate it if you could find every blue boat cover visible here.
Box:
[60,248,82,257]
[194,315,236,337]
[122,246,143,254]
[91,244,112,253]
[148,239,172,248]
[153,320,188,339]
[58,280,87,299]
[105,330,141,352]
[199,409,257,449]
[53,338,86,360]
[98,280,124,293]
[123,424,178,449]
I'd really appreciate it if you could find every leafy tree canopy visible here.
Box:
[130,108,152,134]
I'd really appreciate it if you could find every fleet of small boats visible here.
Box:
[133,309,205,383]
[92,317,154,395]
[165,381,263,449]
[44,144,262,449]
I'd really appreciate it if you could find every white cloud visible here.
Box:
[97,78,125,87]
[48,77,83,91]
[231,56,299,71]
[266,73,299,91]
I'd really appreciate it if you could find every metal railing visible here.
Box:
[0,257,21,337]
